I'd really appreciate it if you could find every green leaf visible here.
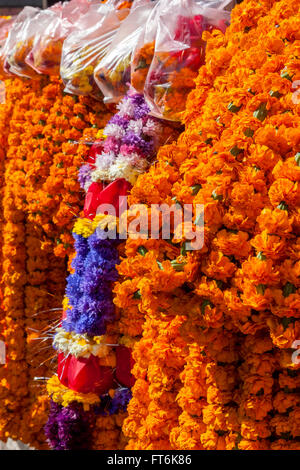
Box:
[138,246,148,256]
[180,243,187,256]
[253,102,268,121]
[283,282,296,298]
[257,251,266,261]
[294,152,300,166]
[281,70,293,81]
[282,317,294,329]
[171,260,187,272]
[191,184,202,195]
[201,299,214,315]
[156,260,164,270]
[133,290,142,300]
[227,102,242,113]
[269,90,282,98]
[134,58,148,71]
[277,201,288,211]
[256,284,266,295]
[211,189,223,201]
[230,146,243,156]
[243,128,254,138]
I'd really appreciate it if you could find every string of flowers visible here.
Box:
[0,77,45,447]
[114,0,300,450]
[0,74,113,448]
[46,90,179,449]
[19,76,113,259]
[22,220,66,448]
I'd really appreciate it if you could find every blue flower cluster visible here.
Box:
[63,232,120,337]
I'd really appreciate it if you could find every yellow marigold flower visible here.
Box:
[47,376,100,410]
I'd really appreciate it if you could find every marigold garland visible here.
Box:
[1,0,300,452]
[0,78,49,448]
[0,76,113,448]
[114,0,300,450]
[45,90,180,450]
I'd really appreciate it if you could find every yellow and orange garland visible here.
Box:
[114,0,300,450]
[0,76,112,447]
[0,0,300,452]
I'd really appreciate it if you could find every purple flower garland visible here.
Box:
[45,389,132,450]
[45,400,94,450]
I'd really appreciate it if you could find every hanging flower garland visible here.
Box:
[2,0,299,452]
[0,78,43,446]
[0,75,113,448]
[19,76,113,259]
[114,0,300,450]
[46,90,179,449]
[0,77,52,448]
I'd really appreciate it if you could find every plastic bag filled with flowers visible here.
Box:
[0,15,15,42]
[2,6,42,79]
[0,15,16,80]
[131,0,235,114]
[94,0,157,104]
[0,16,13,100]
[61,0,129,99]
[131,0,235,95]
[26,0,93,76]
[130,0,162,93]
[143,0,231,121]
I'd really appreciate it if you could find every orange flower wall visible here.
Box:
[0,77,112,448]
[114,0,300,450]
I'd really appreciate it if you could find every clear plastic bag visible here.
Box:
[0,16,16,41]
[0,80,5,103]
[3,7,56,79]
[94,0,156,103]
[25,8,69,76]
[60,0,94,23]
[61,1,128,99]
[2,7,43,79]
[130,1,161,93]
[26,0,93,76]
[144,0,231,121]
[0,16,16,79]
